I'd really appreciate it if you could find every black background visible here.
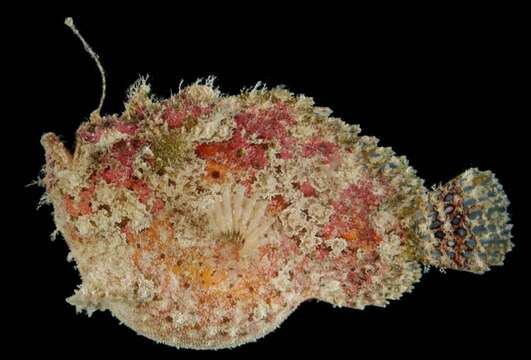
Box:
[14,9,527,358]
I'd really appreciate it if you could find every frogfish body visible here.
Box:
[41,78,513,349]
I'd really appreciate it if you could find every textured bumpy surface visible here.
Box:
[40,79,513,349]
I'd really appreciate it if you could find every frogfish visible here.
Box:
[39,18,513,349]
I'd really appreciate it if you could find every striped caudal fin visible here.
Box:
[420,168,513,274]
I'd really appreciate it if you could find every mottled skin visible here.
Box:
[41,81,512,349]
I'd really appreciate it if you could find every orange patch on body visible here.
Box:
[340,216,382,250]
[64,186,95,217]
[171,255,227,289]
[340,228,359,242]
[126,217,174,268]
[204,161,228,183]
[196,143,224,158]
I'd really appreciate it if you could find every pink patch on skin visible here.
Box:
[116,121,139,135]
[241,174,257,196]
[196,102,297,170]
[257,235,299,278]
[234,104,293,141]
[79,117,138,143]
[79,127,105,143]
[196,125,268,170]
[235,101,297,156]
[189,104,214,118]
[78,188,94,215]
[124,178,151,204]
[93,140,158,206]
[277,136,297,159]
[162,102,214,129]
[111,140,143,167]
[314,245,330,261]
[100,166,130,185]
[97,142,138,185]
[151,198,165,214]
[340,182,382,210]
[316,180,386,303]
[302,136,340,165]
[321,181,383,244]
[246,145,267,169]
[163,107,186,129]
[299,181,317,197]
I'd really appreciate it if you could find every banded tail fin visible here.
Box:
[420,168,513,274]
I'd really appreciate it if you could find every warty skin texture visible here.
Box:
[40,78,513,349]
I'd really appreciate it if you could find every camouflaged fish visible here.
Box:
[39,19,513,349]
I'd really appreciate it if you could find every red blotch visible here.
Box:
[112,140,142,167]
[100,166,129,185]
[321,181,383,247]
[116,121,139,135]
[195,102,297,171]
[64,186,95,217]
[268,195,289,215]
[302,136,340,165]
[77,188,94,215]
[277,136,296,160]
[151,198,165,214]
[92,140,159,208]
[162,100,214,130]
[64,196,77,216]
[124,178,151,204]
[79,127,105,143]
[314,244,331,261]
[299,181,317,197]
[163,107,186,129]
[98,140,141,185]
[195,127,267,170]
[315,181,389,305]
[234,102,295,141]
[189,104,214,118]
[195,143,223,158]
